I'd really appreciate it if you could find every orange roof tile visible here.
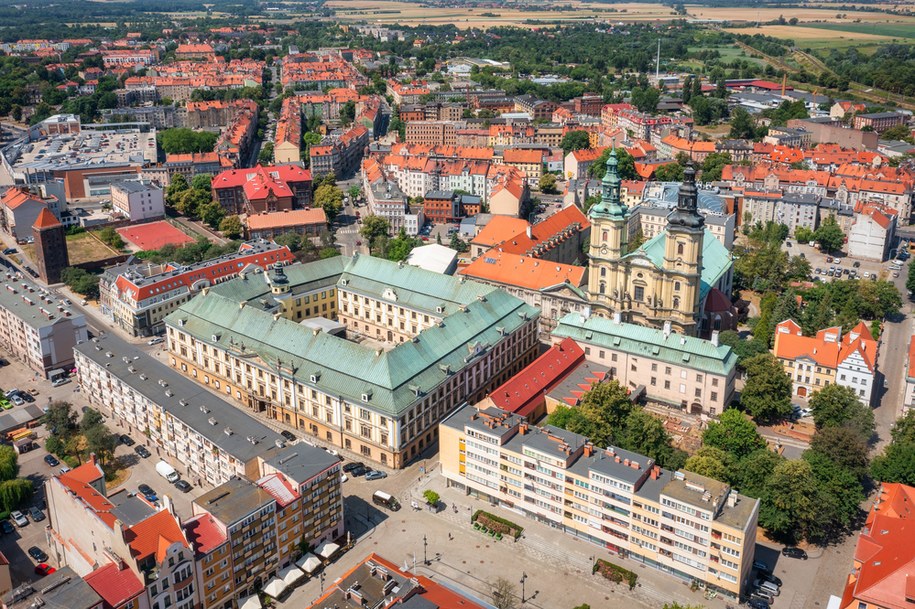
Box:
[461,249,585,291]
[246,208,327,230]
[125,510,188,563]
[33,207,61,229]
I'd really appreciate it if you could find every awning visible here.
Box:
[279,565,305,587]
[239,595,262,609]
[263,577,288,599]
[316,542,340,560]
[296,553,321,573]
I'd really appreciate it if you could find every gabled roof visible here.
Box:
[460,249,585,292]
[773,318,877,372]
[124,510,188,563]
[33,207,61,230]
[2,188,45,211]
[84,563,144,609]
[58,459,116,529]
[183,513,227,558]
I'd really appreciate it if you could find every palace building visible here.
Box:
[587,150,733,336]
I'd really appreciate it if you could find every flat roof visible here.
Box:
[262,444,340,485]
[0,270,86,331]
[75,333,285,464]
[9,128,156,172]
[4,567,102,609]
[112,179,161,194]
[195,477,274,526]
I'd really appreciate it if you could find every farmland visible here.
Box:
[727,24,910,49]
[800,21,915,40]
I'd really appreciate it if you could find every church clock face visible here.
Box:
[600,245,608,255]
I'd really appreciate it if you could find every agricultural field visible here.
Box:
[727,24,909,49]
[686,4,915,23]
[800,21,915,40]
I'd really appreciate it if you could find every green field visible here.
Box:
[801,22,915,40]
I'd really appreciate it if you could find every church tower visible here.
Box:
[587,150,630,313]
[662,165,705,334]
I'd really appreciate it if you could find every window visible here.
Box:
[599,282,606,294]
[634,286,645,301]
[674,281,681,291]
[677,242,684,255]
[600,267,606,277]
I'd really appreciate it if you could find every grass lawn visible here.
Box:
[800,21,915,40]
[66,231,121,265]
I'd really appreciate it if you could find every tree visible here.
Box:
[758,459,820,543]
[43,401,77,438]
[314,184,343,221]
[166,173,189,208]
[795,226,815,244]
[872,441,915,486]
[60,267,100,299]
[809,384,875,442]
[339,100,356,125]
[717,331,769,368]
[191,173,213,191]
[589,147,636,181]
[258,142,274,165]
[83,424,119,465]
[907,261,915,295]
[734,449,783,499]
[386,228,417,262]
[199,201,226,228]
[539,173,558,194]
[702,408,766,459]
[653,162,684,182]
[545,405,594,438]
[491,578,518,609]
[97,226,125,249]
[814,215,844,253]
[808,425,869,480]
[0,446,18,481]
[423,490,440,505]
[360,215,391,249]
[729,107,758,139]
[741,353,792,421]
[701,152,732,182]
[176,188,212,219]
[803,449,864,541]
[80,408,104,432]
[786,255,811,282]
[219,215,243,239]
[348,185,362,201]
[684,446,730,482]
[0,479,33,513]
[630,86,660,113]
[157,128,218,154]
[560,130,591,155]
[619,409,685,469]
[449,233,469,252]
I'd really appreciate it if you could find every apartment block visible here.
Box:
[440,405,759,599]
[164,255,539,468]
[773,319,877,404]
[852,112,905,133]
[110,180,165,222]
[551,313,738,418]
[99,241,295,337]
[0,271,88,377]
[74,333,287,486]
[212,165,313,215]
[405,121,457,147]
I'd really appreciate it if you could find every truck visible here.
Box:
[156,460,180,483]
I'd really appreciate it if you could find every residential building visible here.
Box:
[773,319,877,404]
[308,126,368,179]
[99,241,295,336]
[440,405,759,599]
[307,553,488,609]
[0,188,55,242]
[847,202,897,261]
[513,95,557,120]
[164,255,539,468]
[489,178,528,217]
[502,148,544,187]
[3,567,103,609]
[274,97,302,164]
[405,121,457,147]
[552,312,737,417]
[852,112,906,133]
[245,209,327,240]
[905,336,915,415]
[110,180,165,222]
[45,458,197,609]
[32,208,69,284]
[564,147,605,180]
[469,206,590,265]
[830,101,867,120]
[211,165,313,215]
[588,152,733,337]
[0,271,87,377]
[837,483,915,609]
[164,153,225,180]
[175,43,216,61]
[776,192,820,234]
[102,105,184,129]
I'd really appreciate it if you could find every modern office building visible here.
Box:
[440,404,759,599]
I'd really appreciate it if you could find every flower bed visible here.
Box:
[593,559,638,589]
[471,510,523,539]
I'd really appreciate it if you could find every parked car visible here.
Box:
[350,464,369,477]
[28,507,45,522]
[27,546,48,562]
[782,546,808,559]
[51,377,70,387]
[174,480,192,493]
[44,454,60,467]
[10,395,23,406]
[35,563,56,576]
[19,391,33,403]
[59,465,71,474]
[760,572,783,587]
[11,511,28,527]
[134,445,151,458]
[0,520,14,535]
[2,248,16,255]
[138,484,157,502]
[119,434,135,446]
[748,598,770,609]
[342,462,365,473]
[800,407,813,418]
[147,337,164,346]
[365,470,387,481]
[280,430,296,442]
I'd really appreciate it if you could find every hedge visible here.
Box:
[593,558,637,589]
[471,509,523,539]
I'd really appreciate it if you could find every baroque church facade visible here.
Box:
[586,150,734,336]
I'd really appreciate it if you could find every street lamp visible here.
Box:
[423,534,429,565]
[319,571,325,593]
[520,572,527,604]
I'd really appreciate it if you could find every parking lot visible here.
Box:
[785,240,904,282]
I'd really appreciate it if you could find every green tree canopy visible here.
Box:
[809,384,875,442]
[740,353,792,422]
[589,147,636,181]
[191,173,213,191]
[0,479,33,513]
[814,215,845,254]
[560,130,591,155]
[733,448,783,499]
[539,173,558,194]
[702,408,766,459]
[0,446,19,482]
[360,215,391,249]
[218,215,244,239]
[314,183,343,221]
[758,459,820,543]
[157,128,218,154]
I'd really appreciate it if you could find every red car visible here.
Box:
[35,563,55,576]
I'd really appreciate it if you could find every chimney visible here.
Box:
[526,225,532,239]
[711,330,719,347]
[615,455,621,463]
[612,311,621,324]
[650,466,660,480]
[583,444,593,457]
[663,321,672,337]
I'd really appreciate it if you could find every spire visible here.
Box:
[589,149,628,220]
[667,165,704,230]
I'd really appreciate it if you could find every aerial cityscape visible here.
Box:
[0,1,912,609]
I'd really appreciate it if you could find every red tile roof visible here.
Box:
[32,207,61,230]
[125,510,188,563]
[2,188,44,211]
[246,208,327,231]
[58,459,117,529]
[773,319,876,372]
[85,563,145,609]
[460,249,585,292]
[183,513,227,558]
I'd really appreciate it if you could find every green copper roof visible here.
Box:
[552,312,737,376]
[624,228,731,300]
[167,256,539,417]
[589,149,628,221]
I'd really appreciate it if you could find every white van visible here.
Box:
[156,460,180,483]
[755,580,780,596]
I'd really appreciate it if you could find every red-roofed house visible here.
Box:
[212,164,312,214]
[84,562,145,609]
[773,318,877,403]
[840,483,915,609]
[0,187,54,241]
[470,205,590,265]
[502,148,544,186]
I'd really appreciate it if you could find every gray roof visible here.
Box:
[112,180,161,194]
[425,190,454,200]
[0,271,86,331]
[195,477,274,526]
[4,567,102,609]
[859,111,903,119]
[263,444,340,485]
[108,489,157,526]
[75,333,285,464]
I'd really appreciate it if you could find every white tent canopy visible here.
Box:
[316,542,340,560]
[296,553,321,573]
[263,577,287,599]
[279,565,306,587]
[239,595,262,609]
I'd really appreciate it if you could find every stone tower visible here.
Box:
[662,165,705,332]
[587,149,630,308]
[32,208,69,284]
